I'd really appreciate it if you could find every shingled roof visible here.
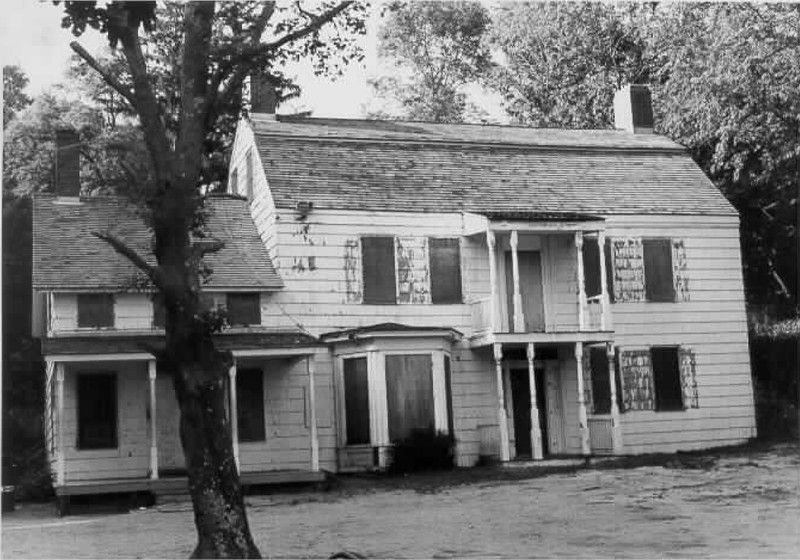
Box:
[252,115,736,217]
[33,194,283,291]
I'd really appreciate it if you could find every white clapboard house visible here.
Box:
[33,85,756,503]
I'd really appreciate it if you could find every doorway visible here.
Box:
[510,367,549,458]
[504,251,545,332]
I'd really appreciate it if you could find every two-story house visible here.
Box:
[33,84,756,503]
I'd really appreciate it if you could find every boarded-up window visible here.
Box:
[430,238,462,304]
[582,237,602,298]
[651,346,683,411]
[362,237,396,304]
[396,237,430,304]
[77,373,117,449]
[343,357,370,445]
[605,238,615,302]
[237,368,265,442]
[672,240,690,302]
[643,239,675,302]
[227,293,260,326]
[230,168,238,196]
[611,239,645,302]
[77,294,114,328]
[385,354,435,442]
[619,350,655,410]
[679,348,699,408]
[152,293,166,328]
[245,149,254,200]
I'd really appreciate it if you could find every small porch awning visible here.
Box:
[319,322,462,344]
[42,331,323,361]
[462,210,605,236]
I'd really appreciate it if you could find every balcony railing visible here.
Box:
[49,314,159,335]
[470,297,493,336]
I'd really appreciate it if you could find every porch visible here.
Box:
[463,212,613,347]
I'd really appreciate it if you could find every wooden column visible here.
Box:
[55,362,65,486]
[574,342,591,456]
[307,355,320,472]
[510,230,524,332]
[486,229,498,333]
[598,232,609,330]
[526,343,543,460]
[607,342,623,454]
[493,343,510,462]
[228,362,240,472]
[575,231,586,330]
[148,360,159,480]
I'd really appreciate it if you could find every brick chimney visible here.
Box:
[250,73,278,118]
[55,128,81,199]
[614,84,654,134]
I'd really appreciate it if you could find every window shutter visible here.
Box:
[651,346,683,411]
[344,239,363,303]
[679,348,699,408]
[619,350,654,410]
[582,237,602,298]
[605,238,615,303]
[362,237,396,304]
[643,239,675,302]
[611,239,645,302]
[77,294,114,328]
[589,346,611,414]
[396,237,431,304]
[672,239,690,302]
[582,349,595,414]
[227,293,260,326]
[430,238,463,304]
[343,357,371,445]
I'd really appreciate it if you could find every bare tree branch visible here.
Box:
[70,41,137,109]
[264,1,354,51]
[92,230,163,289]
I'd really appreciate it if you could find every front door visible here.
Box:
[156,375,185,473]
[510,369,532,457]
[505,251,545,332]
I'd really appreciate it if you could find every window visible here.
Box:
[651,346,683,411]
[361,237,396,304]
[152,293,166,328]
[582,237,602,298]
[343,357,370,445]
[245,149,253,200]
[385,354,435,442]
[77,294,114,328]
[643,239,674,302]
[429,238,462,304]
[77,374,118,449]
[589,347,612,414]
[230,168,239,196]
[226,293,260,326]
[236,368,265,442]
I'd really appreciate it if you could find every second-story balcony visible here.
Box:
[463,212,614,347]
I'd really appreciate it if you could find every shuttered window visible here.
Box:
[361,237,396,304]
[77,373,118,449]
[226,293,260,326]
[583,237,602,298]
[429,238,462,304]
[77,294,114,328]
[343,357,371,445]
[152,293,166,328]
[385,354,435,442]
[643,239,675,302]
[237,368,266,442]
[651,346,683,411]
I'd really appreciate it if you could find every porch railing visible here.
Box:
[50,314,158,334]
[588,416,614,455]
[470,297,493,336]
[584,295,605,331]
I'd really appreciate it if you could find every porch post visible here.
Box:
[148,360,158,480]
[607,342,623,454]
[575,232,586,330]
[598,232,609,330]
[493,343,510,462]
[55,362,66,486]
[486,229,498,333]
[228,362,240,472]
[574,342,591,456]
[510,230,524,333]
[307,355,320,472]
[526,343,543,460]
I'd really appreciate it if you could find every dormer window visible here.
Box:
[77,294,114,328]
[226,293,261,326]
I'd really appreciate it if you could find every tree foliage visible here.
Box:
[371,1,492,122]
[3,65,33,127]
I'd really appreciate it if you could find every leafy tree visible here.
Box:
[371,1,492,122]
[3,65,33,127]
[56,1,365,557]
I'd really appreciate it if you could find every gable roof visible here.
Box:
[33,194,283,291]
[252,115,736,217]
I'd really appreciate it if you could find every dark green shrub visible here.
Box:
[389,429,455,474]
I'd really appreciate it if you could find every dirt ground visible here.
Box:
[2,442,799,559]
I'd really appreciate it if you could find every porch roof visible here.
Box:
[320,322,462,343]
[42,331,320,358]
